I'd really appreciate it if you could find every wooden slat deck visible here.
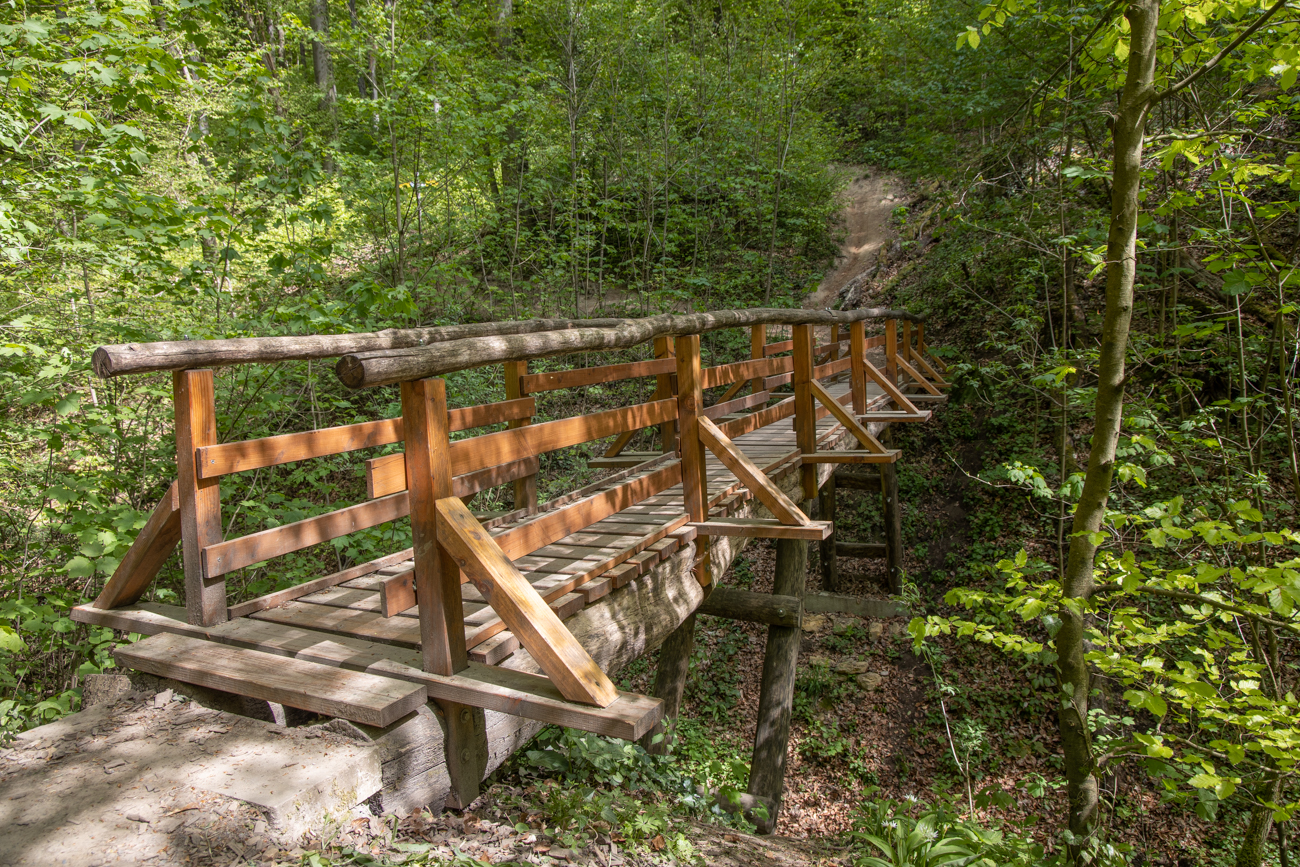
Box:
[240,379,877,666]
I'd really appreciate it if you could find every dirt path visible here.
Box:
[807,168,901,309]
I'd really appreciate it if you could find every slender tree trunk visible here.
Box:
[310,0,336,107]
[1056,0,1159,853]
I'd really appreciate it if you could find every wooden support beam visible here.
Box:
[401,376,486,809]
[809,380,890,454]
[95,482,181,610]
[836,541,886,559]
[696,417,810,529]
[751,325,766,396]
[640,613,696,755]
[818,475,838,593]
[885,319,898,388]
[689,519,831,541]
[602,429,637,459]
[587,452,659,470]
[882,462,902,594]
[804,593,907,619]
[802,450,901,464]
[675,334,711,587]
[505,360,538,514]
[228,549,414,618]
[748,525,809,833]
[174,370,227,627]
[835,470,882,491]
[792,324,817,502]
[653,336,677,454]
[860,355,923,415]
[436,497,619,708]
[701,390,771,422]
[520,358,675,394]
[859,410,932,422]
[850,321,867,416]
[697,587,800,628]
[897,357,943,396]
[909,350,951,388]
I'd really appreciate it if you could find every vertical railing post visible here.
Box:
[849,320,867,416]
[174,369,227,627]
[884,319,899,408]
[504,361,538,514]
[830,324,840,363]
[792,323,817,502]
[750,324,766,397]
[674,333,710,587]
[401,377,487,808]
[902,319,912,364]
[653,336,677,454]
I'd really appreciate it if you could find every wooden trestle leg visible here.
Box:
[882,455,903,595]
[639,612,698,756]
[818,474,838,593]
[747,523,810,833]
[401,376,488,809]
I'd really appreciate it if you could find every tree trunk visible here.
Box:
[310,0,336,107]
[1056,0,1159,852]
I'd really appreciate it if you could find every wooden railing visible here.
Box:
[85,308,948,733]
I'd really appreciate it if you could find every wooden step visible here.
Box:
[115,632,427,727]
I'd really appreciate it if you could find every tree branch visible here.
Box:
[1153,0,1292,103]
[1132,585,1300,637]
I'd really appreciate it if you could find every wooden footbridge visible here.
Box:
[75,309,949,826]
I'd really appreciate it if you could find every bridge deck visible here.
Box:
[240,379,871,668]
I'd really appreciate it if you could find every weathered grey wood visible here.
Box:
[697,587,800,628]
[115,632,427,727]
[335,309,924,389]
[94,318,625,378]
[818,475,838,593]
[639,613,696,756]
[882,461,903,594]
[835,541,887,559]
[803,593,907,619]
[747,506,810,834]
[835,470,882,491]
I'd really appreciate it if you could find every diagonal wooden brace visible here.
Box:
[696,416,811,528]
[95,482,182,610]
[809,380,891,455]
[908,351,951,388]
[436,497,619,708]
[859,356,923,415]
[896,357,943,396]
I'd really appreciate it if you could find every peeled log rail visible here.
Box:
[92,318,626,378]
[336,309,924,389]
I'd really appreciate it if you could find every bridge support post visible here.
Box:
[817,474,838,593]
[747,526,809,833]
[639,612,697,755]
[401,377,488,810]
[882,442,903,595]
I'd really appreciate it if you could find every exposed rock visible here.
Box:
[856,672,884,691]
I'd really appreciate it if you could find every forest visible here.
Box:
[1,0,1299,864]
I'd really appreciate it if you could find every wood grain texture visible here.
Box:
[717,396,796,440]
[850,321,868,415]
[436,497,618,707]
[366,453,540,499]
[696,417,808,527]
[174,370,227,627]
[700,390,770,422]
[95,482,181,610]
[896,357,943,396]
[689,519,831,540]
[697,586,800,628]
[699,356,790,390]
[836,541,887,558]
[802,450,901,464]
[203,493,408,579]
[228,549,415,618]
[116,632,426,727]
[519,358,675,394]
[809,380,889,453]
[792,325,818,502]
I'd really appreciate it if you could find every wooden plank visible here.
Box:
[116,632,426,727]
[717,378,747,403]
[470,632,519,665]
[701,390,771,422]
[492,461,682,561]
[368,453,540,500]
[699,356,790,391]
[697,417,809,527]
[519,357,675,394]
[436,497,618,707]
[860,410,932,422]
[95,482,181,610]
[587,453,660,469]
[718,396,796,440]
[802,450,901,464]
[813,356,852,380]
[850,321,868,415]
[690,519,832,541]
[73,602,207,638]
[810,380,890,454]
[897,357,943,396]
[763,339,794,356]
[603,428,637,458]
[174,370,226,627]
[380,570,416,617]
[763,372,793,390]
[228,549,415,618]
[449,399,677,477]
[804,592,907,618]
[202,493,409,579]
[252,600,422,647]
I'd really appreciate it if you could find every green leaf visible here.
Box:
[64,556,95,578]
[55,393,81,415]
[0,624,25,653]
